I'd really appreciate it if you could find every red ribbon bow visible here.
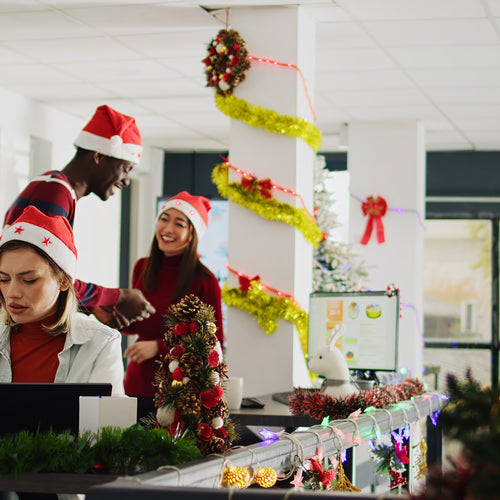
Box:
[360,196,388,245]
[238,274,260,292]
[241,176,273,199]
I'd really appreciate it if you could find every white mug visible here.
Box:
[223,377,244,410]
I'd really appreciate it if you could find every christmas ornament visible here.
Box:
[360,195,388,245]
[414,435,428,479]
[215,93,322,151]
[333,452,361,492]
[212,162,323,247]
[222,465,251,488]
[154,295,234,455]
[203,29,251,96]
[254,467,278,488]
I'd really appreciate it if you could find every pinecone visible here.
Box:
[179,352,204,377]
[170,294,204,321]
[198,436,229,455]
[205,400,229,421]
[176,390,201,415]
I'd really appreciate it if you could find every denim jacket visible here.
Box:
[0,312,124,395]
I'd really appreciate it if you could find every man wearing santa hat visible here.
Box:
[3,105,155,329]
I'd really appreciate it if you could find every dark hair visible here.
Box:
[0,240,77,335]
[142,221,212,301]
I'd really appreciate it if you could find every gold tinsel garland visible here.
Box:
[222,281,308,359]
[215,93,322,152]
[212,163,323,247]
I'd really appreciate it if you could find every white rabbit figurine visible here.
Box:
[308,325,359,399]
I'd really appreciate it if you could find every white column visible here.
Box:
[225,6,316,396]
[348,121,425,378]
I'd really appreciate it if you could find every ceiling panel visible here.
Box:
[5,37,143,63]
[365,19,496,46]
[0,10,99,39]
[338,0,487,20]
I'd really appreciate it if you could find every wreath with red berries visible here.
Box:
[203,29,251,95]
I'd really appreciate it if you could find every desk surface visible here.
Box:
[229,394,317,428]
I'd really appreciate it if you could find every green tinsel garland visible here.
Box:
[0,425,202,477]
[222,281,308,358]
[212,163,323,247]
[215,93,322,152]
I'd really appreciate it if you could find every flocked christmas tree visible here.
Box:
[153,294,234,456]
[313,155,368,292]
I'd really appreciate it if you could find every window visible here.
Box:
[423,219,496,392]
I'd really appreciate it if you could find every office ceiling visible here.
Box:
[1,0,500,152]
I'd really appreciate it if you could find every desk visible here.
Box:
[229,394,317,428]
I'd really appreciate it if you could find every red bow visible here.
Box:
[360,196,387,245]
[238,274,260,292]
[241,176,273,199]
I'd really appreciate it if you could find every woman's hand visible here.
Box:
[124,340,159,364]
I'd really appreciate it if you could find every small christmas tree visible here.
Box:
[154,294,234,455]
[313,155,368,292]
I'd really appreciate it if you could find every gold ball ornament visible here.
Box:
[223,466,251,488]
[254,467,277,488]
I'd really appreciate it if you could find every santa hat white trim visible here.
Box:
[74,130,142,164]
[0,221,77,279]
[158,199,208,240]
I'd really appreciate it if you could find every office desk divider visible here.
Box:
[86,393,447,498]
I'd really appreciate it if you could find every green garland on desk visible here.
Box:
[212,163,323,247]
[0,425,202,477]
[222,281,309,359]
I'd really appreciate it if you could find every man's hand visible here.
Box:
[116,288,156,325]
[91,305,131,330]
[124,340,159,364]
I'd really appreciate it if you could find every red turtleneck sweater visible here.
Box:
[123,253,223,397]
[10,317,66,382]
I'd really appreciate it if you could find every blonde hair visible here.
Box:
[0,241,77,336]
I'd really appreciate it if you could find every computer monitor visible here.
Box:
[308,290,400,373]
[0,382,112,435]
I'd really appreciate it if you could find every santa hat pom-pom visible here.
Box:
[156,404,176,427]
[168,359,179,373]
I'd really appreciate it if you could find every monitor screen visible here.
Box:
[0,382,112,435]
[308,291,399,372]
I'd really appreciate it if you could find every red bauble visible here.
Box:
[197,423,214,441]
[207,350,220,367]
[172,367,184,381]
[170,345,185,358]
[173,322,189,335]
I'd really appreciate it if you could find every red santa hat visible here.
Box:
[157,191,211,240]
[0,206,77,279]
[73,104,142,164]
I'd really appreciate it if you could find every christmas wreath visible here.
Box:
[153,295,234,455]
[203,29,251,95]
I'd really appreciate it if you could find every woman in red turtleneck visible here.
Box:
[122,192,223,418]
